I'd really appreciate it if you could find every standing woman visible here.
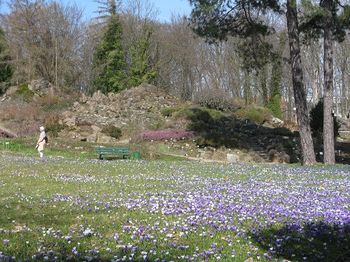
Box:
[36,126,47,159]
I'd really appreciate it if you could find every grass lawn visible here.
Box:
[0,151,349,261]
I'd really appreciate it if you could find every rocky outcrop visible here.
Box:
[59,84,180,142]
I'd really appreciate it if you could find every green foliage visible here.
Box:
[235,106,272,124]
[310,99,340,138]
[45,122,65,137]
[0,28,13,94]
[267,95,282,119]
[161,107,178,117]
[14,83,34,101]
[147,118,165,130]
[93,15,127,94]
[174,106,226,121]
[300,0,350,43]
[267,31,285,117]
[193,89,236,111]
[44,114,65,137]
[182,107,237,148]
[189,0,281,71]
[102,125,122,139]
[41,100,72,112]
[97,0,117,16]
[128,27,157,87]
[189,1,280,41]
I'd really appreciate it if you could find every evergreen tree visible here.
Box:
[0,28,13,95]
[267,32,286,119]
[310,99,340,139]
[93,0,127,93]
[128,25,157,87]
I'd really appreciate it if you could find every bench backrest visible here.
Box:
[96,147,130,154]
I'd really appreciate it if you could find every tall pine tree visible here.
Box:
[128,25,157,87]
[93,0,127,93]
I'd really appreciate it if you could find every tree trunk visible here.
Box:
[244,69,252,106]
[286,0,316,165]
[323,0,335,164]
[260,65,268,106]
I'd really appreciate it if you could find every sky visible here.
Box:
[62,0,193,22]
[0,0,192,22]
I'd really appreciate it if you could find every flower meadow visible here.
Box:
[0,156,349,261]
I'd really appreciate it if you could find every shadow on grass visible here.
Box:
[335,141,350,165]
[251,221,350,262]
[183,107,300,162]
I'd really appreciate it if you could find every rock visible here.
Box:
[262,122,274,128]
[271,116,284,127]
[86,134,97,143]
[280,152,291,163]
[97,133,116,144]
[226,153,239,163]
[0,127,17,138]
[201,150,213,159]
[268,149,279,162]
[118,138,130,144]
[91,90,107,102]
[73,101,80,108]
[63,116,76,127]
[29,78,50,92]
[268,149,290,163]
[91,125,101,133]
[5,86,18,96]
[79,93,88,103]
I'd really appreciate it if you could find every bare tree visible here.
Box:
[3,0,83,88]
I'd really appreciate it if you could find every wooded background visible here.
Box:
[0,0,350,120]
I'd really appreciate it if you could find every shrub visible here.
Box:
[0,82,10,96]
[310,99,340,138]
[174,107,226,122]
[235,106,272,124]
[0,101,39,121]
[14,83,34,101]
[267,94,282,119]
[142,129,194,141]
[161,107,178,117]
[147,117,165,130]
[39,95,72,112]
[193,89,236,111]
[44,114,65,137]
[102,125,122,139]
[173,108,195,119]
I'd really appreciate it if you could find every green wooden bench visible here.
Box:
[96,146,130,160]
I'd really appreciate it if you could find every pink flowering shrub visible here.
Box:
[142,129,194,141]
